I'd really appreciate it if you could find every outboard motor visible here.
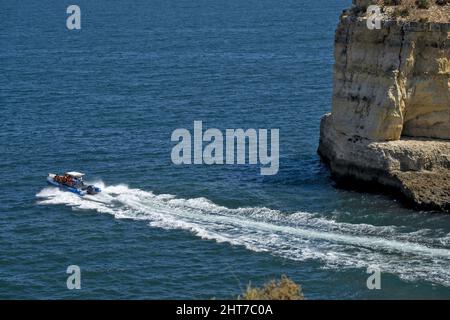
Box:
[86,185,96,195]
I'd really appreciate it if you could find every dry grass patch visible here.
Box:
[369,0,450,22]
[240,275,305,300]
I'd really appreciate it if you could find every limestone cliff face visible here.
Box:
[332,13,450,140]
[319,2,450,212]
[319,114,450,211]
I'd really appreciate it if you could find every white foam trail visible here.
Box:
[36,184,450,286]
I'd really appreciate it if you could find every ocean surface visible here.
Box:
[1,0,449,299]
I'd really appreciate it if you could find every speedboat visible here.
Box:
[47,172,101,196]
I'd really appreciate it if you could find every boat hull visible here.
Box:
[46,175,101,196]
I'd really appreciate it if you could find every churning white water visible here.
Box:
[37,183,450,287]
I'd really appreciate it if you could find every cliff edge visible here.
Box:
[318,0,450,212]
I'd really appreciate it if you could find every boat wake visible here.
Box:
[36,183,450,287]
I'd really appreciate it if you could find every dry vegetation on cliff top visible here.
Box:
[366,0,450,23]
[240,275,305,300]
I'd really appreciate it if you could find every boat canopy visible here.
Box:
[65,171,85,178]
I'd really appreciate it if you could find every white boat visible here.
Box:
[46,172,101,196]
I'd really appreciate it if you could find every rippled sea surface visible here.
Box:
[1,0,449,299]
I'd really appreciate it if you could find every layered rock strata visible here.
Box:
[318,1,450,212]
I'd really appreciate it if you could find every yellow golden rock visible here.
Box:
[319,3,450,212]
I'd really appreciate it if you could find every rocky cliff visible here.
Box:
[319,0,450,212]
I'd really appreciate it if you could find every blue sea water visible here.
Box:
[1,0,449,299]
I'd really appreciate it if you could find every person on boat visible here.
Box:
[54,174,71,186]
[64,174,74,186]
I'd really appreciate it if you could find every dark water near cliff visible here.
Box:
[1,0,449,299]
